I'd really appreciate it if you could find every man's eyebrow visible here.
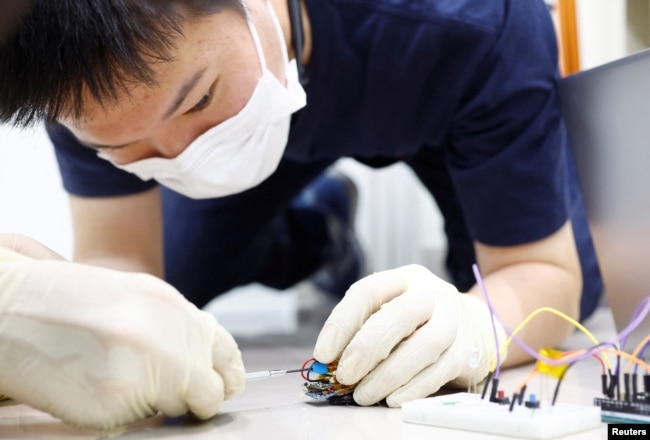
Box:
[77,69,210,151]
[163,67,208,119]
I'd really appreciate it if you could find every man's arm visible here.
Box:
[68,187,164,276]
[469,220,582,366]
[312,221,582,406]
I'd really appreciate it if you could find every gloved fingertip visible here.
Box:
[334,369,359,386]
[331,353,366,385]
[224,370,246,400]
[210,322,246,400]
[312,338,341,364]
[385,396,404,408]
[351,387,381,407]
[386,379,443,409]
[386,387,419,408]
[314,323,352,363]
[184,370,224,420]
[225,362,246,399]
[312,347,337,364]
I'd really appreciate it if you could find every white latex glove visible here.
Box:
[0,232,66,260]
[313,264,505,407]
[0,238,245,430]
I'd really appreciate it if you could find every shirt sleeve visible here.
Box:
[48,123,158,197]
[447,0,573,246]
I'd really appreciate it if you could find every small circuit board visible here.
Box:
[595,397,650,423]
[402,392,601,439]
[592,373,650,422]
[301,359,358,405]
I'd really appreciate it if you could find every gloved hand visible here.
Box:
[0,233,67,260]
[313,264,505,407]
[0,236,245,430]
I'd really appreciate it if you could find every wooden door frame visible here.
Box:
[557,0,581,75]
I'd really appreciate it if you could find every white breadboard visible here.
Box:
[402,393,601,439]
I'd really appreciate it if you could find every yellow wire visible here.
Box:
[490,306,611,371]
[516,348,650,396]
[517,351,592,393]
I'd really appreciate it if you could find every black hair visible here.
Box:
[0,0,245,126]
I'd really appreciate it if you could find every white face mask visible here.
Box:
[100,3,306,199]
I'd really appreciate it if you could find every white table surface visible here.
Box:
[0,307,618,440]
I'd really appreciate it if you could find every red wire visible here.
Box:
[301,357,316,381]
[564,349,606,374]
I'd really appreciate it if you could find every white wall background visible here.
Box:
[575,0,627,70]
[0,123,73,258]
[575,0,650,69]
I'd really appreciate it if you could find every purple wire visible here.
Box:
[471,264,650,370]
[612,297,650,374]
[472,264,502,378]
[633,339,650,375]
[618,297,650,352]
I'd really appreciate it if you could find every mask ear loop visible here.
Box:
[287,0,308,86]
[245,9,268,76]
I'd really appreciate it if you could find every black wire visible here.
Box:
[518,385,527,405]
[551,367,570,406]
[552,340,617,406]
[481,370,494,400]
[287,0,309,86]
[508,392,518,412]
[306,361,318,382]
[615,355,621,400]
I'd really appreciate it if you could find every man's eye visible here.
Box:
[192,91,212,111]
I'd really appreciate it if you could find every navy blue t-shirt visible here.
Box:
[50,0,603,319]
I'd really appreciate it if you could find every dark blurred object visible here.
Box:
[0,0,33,41]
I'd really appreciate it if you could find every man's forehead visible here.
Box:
[68,43,209,125]
[62,84,170,145]
[63,10,248,143]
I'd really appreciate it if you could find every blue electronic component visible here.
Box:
[525,393,540,409]
[310,362,329,375]
[301,359,357,405]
